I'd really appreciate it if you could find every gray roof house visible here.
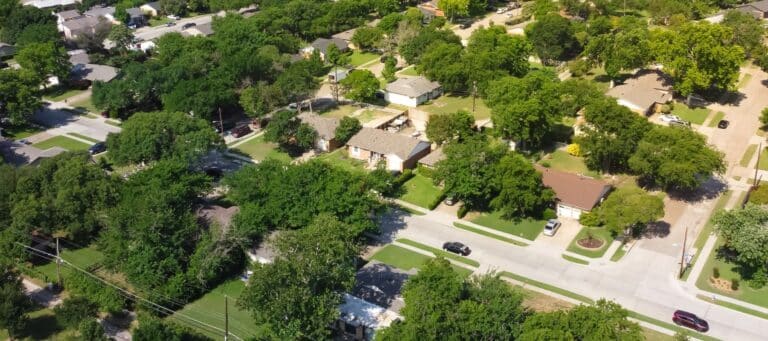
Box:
[605,69,673,115]
[298,113,341,152]
[736,0,768,19]
[71,63,118,82]
[0,43,15,58]
[0,140,66,166]
[126,7,146,27]
[67,49,90,64]
[384,76,442,107]
[84,5,116,22]
[61,16,101,40]
[346,127,431,172]
[303,37,349,60]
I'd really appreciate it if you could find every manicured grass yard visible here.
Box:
[43,87,85,102]
[71,96,99,113]
[421,95,491,120]
[707,111,726,128]
[740,144,758,167]
[398,173,443,209]
[695,239,768,310]
[316,148,367,173]
[230,136,291,162]
[566,227,614,258]
[173,279,260,340]
[31,246,104,283]
[671,102,710,125]
[149,16,172,27]
[562,254,589,265]
[319,104,359,118]
[471,211,546,241]
[758,147,768,171]
[540,150,599,178]
[0,124,44,139]
[67,132,100,143]
[738,73,752,89]
[32,135,91,151]
[398,66,420,76]
[348,51,380,66]
[370,245,473,277]
[356,109,397,125]
[397,238,479,267]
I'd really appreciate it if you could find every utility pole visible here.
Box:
[224,295,229,341]
[55,237,62,288]
[679,225,688,279]
[218,107,224,135]
[471,80,477,114]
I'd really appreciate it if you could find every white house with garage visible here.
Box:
[536,166,612,219]
[384,76,442,108]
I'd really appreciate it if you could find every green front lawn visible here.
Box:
[671,102,710,125]
[471,211,546,241]
[695,239,768,309]
[230,136,291,162]
[43,87,85,102]
[0,307,75,340]
[421,95,491,120]
[316,148,367,173]
[149,16,172,27]
[357,109,398,124]
[173,279,260,340]
[71,96,99,113]
[740,144,758,167]
[738,73,752,89]
[397,238,479,267]
[539,150,599,178]
[318,104,359,118]
[758,147,768,171]
[31,246,104,284]
[566,227,614,258]
[398,173,443,209]
[349,51,380,66]
[398,66,420,76]
[370,244,473,277]
[0,124,44,139]
[67,132,100,143]
[707,111,726,128]
[32,135,91,151]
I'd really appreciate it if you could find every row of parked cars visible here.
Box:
[660,114,729,129]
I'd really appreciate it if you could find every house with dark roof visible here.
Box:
[298,113,341,152]
[346,128,431,172]
[61,16,101,40]
[126,7,146,27]
[736,0,768,19]
[606,69,673,115]
[302,37,349,61]
[84,5,117,23]
[56,9,83,31]
[536,166,611,219]
[384,77,442,107]
[140,1,161,16]
[71,63,118,82]
[0,43,15,58]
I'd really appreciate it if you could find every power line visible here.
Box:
[16,243,243,341]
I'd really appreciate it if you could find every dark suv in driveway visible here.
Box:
[673,310,709,332]
[442,242,471,256]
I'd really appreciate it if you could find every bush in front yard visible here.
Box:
[457,204,469,218]
[579,211,601,227]
[428,192,447,210]
[417,164,436,179]
[542,208,557,220]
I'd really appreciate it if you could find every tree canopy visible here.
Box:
[519,299,643,340]
[0,265,31,340]
[0,69,41,125]
[525,13,581,65]
[340,69,380,103]
[15,42,70,84]
[490,154,554,219]
[628,126,725,191]
[595,186,665,236]
[713,204,768,278]
[425,111,475,145]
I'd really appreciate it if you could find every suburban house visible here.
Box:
[384,77,442,108]
[140,1,161,16]
[332,28,357,48]
[606,69,673,115]
[126,8,146,27]
[417,1,445,22]
[61,16,101,40]
[0,43,16,58]
[736,0,768,19]
[184,23,214,37]
[346,128,431,172]
[298,113,341,152]
[536,166,611,219]
[56,10,82,31]
[418,147,444,169]
[84,5,117,23]
[71,63,118,82]
[22,0,78,9]
[301,37,349,60]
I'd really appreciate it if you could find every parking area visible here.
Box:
[535,218,581,251]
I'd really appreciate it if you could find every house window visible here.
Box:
[353,146,359,153]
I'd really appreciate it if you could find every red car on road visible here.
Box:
[673,310,709,332]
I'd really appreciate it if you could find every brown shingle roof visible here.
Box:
[347,128,430,160]
[536,166,611,211]
[606,70,673,111]
[298,113,340,140]
[418,147,444,167]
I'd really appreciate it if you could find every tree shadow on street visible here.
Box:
[666,177,727,203]
[641,220,671,239]
[372,206,409,245]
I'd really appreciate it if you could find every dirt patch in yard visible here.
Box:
[577,237,604,249]
[709,277,737,293]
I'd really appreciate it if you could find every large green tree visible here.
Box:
[105,111,223,165]
[0,266,31,340]
[520,299,643,340]
[425,110,475,145]
[597,186,665,236]
[584,17,652,81]
[263,110,317,153]
[433,136,506,209]
[438,0,470,21]
[15,42,70,85]
[721,10,766,58]
[0,69,41,125]
[490,154,554,218]
[340,69,380,103]
[334,116,362,145]
[650,22,744,97]
[712,204,768,274]
[379,258,528,340]
[628,126,725,191]
[238,214,360,339]
[525,13,581,65]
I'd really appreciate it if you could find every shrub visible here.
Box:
[54,296,99,328]
[417,164,436,179]
[568,59,590,77]
[731,278,740,291]
[457,204,469,218]
[540,161,551,168]
[428,192,447,210]
[713,267,720,279]
[579,211,601,227]
[566,143,581,156]
[542,208,557,220]
[749,268,768,289]
[393,169,415,187]
[660,104,672,114]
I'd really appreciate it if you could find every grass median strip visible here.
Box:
[396,238,479,267]
[707,111,726,128]
[697,294,768,320]
[609,245,627,262]
[562,254,589,265]
[500,271,594,304]
[740,144,758,167]
[453,222,528,246]
[66,132,100,143]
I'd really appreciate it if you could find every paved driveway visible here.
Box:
[133,13,219,42]
[536,218,580,251]
[32,105,121,141]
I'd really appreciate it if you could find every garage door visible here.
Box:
[557,204,582,219]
